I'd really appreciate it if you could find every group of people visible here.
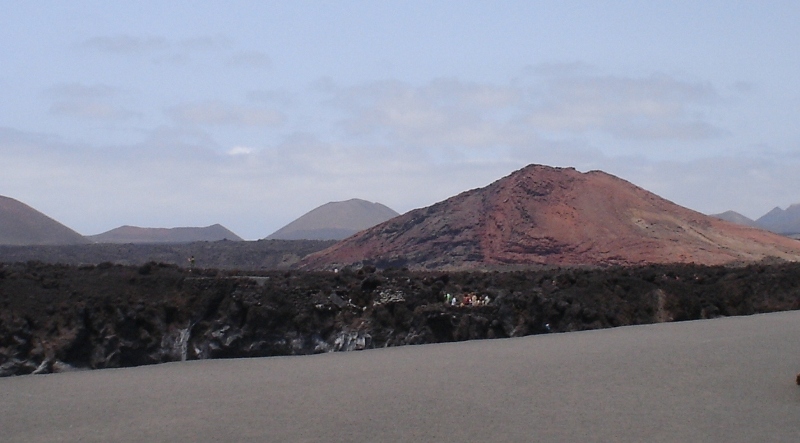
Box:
[444,292,491,307]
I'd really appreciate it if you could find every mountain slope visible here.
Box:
[89,224,243,244]
[709,210,757,227]
[0,196,88,245]
[266,199,400,240]
[301,165,800,270]
[755,204,800,235]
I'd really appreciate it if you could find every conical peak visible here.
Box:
[508,164,579,180]
[302,163,800,270]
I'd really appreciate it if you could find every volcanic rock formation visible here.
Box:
[266,198,400,240]
[89,224,243,244]
[4,261,800,376]
[0,196,88,246]
[302,165,800,270]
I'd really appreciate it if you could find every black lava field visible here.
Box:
[2,260,800,376]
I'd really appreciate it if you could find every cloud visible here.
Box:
[79,34,231,55]
[45,83,118,99]
[247,89,293,106]
[151,53,191,65]
[228,146,255,156]
[78,34,260,68]
[525,74,725,140]
[226,51,272,69]
[3,116,798,241]
[79,35,169,55]
[139,125,221,153]
[0,67,769,239]
[49,101,138,120]
[166,101,285,127]
[524,61,596,77]
[730,81,754,93]
[331,79,531,150]
[328,72,727,159]
[179,35,232,51]
[43,82,137,121]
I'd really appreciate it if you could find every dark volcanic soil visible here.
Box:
[3,260,800,376]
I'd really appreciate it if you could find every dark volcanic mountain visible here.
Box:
[89,224,243,244]
[755,204,800,235]
[302,165,800,270]
[266,198,400,240]
[709,210,757,227]
[0,196,88,246]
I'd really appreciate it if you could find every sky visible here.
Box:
[2,1,799,240]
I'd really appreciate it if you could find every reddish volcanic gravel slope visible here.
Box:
[302,165,800,269]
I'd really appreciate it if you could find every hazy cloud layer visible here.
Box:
[166,101,285,127]
[4,3,798,242]
[0,126,520,236]
[178,35,233,51]
[7,29,799,239]
[79,35,170,55]
[79,34,235,54]
[45,83,118,99]
[327,72,727,162]
[1,67,763,238]
[49,102,138,120]
[2,122,798,239]
[226,51,272,69]
[247,90,293,106]
[78,34,262,69]
[44,83,137,121]
[526,75,724,140]
[332,79,528,149]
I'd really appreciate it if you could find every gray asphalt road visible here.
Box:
[3,311,800,442]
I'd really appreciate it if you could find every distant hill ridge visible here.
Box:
[89,224,243,244]
[708,210,757,227]
[711,205,800,235]
[266,198,399,240]
[302,164,800,270]
[0,196,88,246]
[755,204,800,235]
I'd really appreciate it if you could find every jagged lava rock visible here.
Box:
[302,165,800,269]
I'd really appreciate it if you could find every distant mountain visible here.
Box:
[0,195,88,246]
[301,165,800,270]
[266,199,400,240]
[0,239,335,269]
[709,211,757,227]
[755,204,800,235]
[89,224,243,244]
